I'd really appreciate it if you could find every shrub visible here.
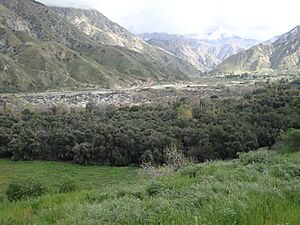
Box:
[6,178,46,201]
[72,143,93,165]
[59,179,77,193]
[140,150,154,164]
[177,104,193,121]
[165,145,189,171]
[281,128,300,152]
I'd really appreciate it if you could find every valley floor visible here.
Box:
[0,150,299,225]
[1,74,296,108]
[0,77,265,106]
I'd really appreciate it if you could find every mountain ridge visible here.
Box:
[0,0,198,92]
[214,25,300,73]
[139,32,258,71]
[51,7,199,77]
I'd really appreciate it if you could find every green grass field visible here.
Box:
[0,159,138,195]
[0,150,299,225]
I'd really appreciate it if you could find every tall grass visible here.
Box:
[0,150,299,225]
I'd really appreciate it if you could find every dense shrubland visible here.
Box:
[0,78,299,223]
[0,82,299,166]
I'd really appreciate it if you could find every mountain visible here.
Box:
[51,7,146,53]
[0,0,198,92]
[50,7,199,77]
[139,31,258,71]
[215,26,300,73]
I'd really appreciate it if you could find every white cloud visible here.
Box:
[38,0,300,41]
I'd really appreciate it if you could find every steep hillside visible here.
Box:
[51,7,198,77]
[215,26,300,73]
[0,53,37,92]
[0,0,198,92]
[146,39,213,71]
[51,7,146,53]
[0,0,94,49]
[140,32,258,71]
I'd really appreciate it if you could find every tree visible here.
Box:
[9,129,41,161]
[281,128,300,151]
[177,104,193,121]
[72,143,93,165]
[140,150,154,164]
[0,127,12,157]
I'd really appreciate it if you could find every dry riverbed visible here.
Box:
[0,78,266,110]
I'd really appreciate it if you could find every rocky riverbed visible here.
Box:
[0,78,266,111]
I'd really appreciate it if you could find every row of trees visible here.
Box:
[0,84,299,166]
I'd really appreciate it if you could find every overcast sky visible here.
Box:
[38,0,300,41]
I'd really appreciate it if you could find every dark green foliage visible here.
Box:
[72,143,94,165]
[0,127,12,157]
[0,84,299,166]
[8,129,41,161]
[281,128,300,152]
[140,150,155,164]
[6,178,46,201]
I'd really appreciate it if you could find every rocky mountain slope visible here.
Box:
[0,0,198,92]
[215,26,300,73]
[51,7,198,77]
[140,32,258,71]
[51,7,146,53]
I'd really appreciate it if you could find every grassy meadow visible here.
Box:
[0,149,299,225]
[0,160,138,196]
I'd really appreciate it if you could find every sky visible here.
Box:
[38,0,300,41]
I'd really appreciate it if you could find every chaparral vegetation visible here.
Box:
[0,80,299,224]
